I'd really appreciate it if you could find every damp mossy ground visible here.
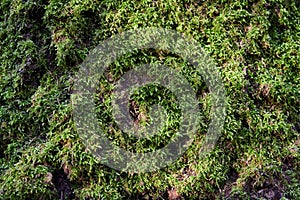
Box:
[0,0,299,199]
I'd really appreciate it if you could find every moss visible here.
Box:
[0,0,299,199]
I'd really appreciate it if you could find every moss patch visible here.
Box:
[0,0,299,199]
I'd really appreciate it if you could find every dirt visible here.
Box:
[52,169,75,200]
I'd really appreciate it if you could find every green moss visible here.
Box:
[0,0,299,199]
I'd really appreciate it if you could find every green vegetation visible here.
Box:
[0,0,299,199]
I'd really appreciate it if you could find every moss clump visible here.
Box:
[0,0,299,199]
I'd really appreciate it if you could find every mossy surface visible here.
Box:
[0,0,299,199]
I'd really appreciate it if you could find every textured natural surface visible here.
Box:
[0,0,299,199]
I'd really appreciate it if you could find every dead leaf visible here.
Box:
[168,188,181,200]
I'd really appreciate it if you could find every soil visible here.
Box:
[52,169,75,200]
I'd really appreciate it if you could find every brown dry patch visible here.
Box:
[168,188,181,200]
